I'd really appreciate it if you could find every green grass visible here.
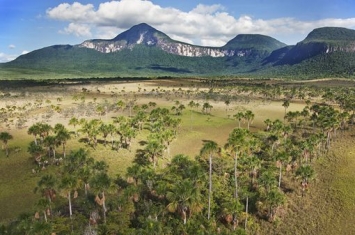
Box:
[260,129,355,234]
[0,132,41,222]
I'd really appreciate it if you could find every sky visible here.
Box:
[1,0,355,62]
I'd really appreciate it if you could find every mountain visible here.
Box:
[78,23,286,58]
[272,27,355,65]
[1,24,355,79]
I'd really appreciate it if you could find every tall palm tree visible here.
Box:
[35,174,57,204]
[225,128,250,199]
[28,123,43,145]
[167,179,203,224]
[282,99,290,121]
[106,123,116,149]
[259,170,277,193]
[275,150,289,188]
[28,141,45,165]
[38,123,52,144]
[90,172,112,224]
[264,189,285,221]
[200,140,219,220]
[161,129,176,158]
[244,110,254,130]
[0,131,13,157]
[296,165,315,197]
[145,139,164,169]
[60,175,78,219]
[68,117,79,137]
[55,127,71,158]
[234,112,245,129]
[99,123,110,146]
[43,135,58,159]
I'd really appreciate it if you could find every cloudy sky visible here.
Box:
[1,0,355,62]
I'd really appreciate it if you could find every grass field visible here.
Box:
[1,78,355,234]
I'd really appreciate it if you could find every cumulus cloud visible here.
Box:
[46,0,355,45]
[8,44,16,49]
[60,23,92,37]
[0,52,17,62]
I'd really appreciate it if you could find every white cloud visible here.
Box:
[191,4,225,14]
[46,2,95,22]
[8,44,16,49]
[46,0,355,45]
[0,52,17,62]
[60,23,92,37]
[21,50,30,55]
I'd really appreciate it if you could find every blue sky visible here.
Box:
[1,0,355,62]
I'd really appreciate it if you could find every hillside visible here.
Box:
[1,24,355,79]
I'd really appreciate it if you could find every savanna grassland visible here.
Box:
[0,78,355,235]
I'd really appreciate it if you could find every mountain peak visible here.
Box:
[112,22,169,45]
[222,34,287,53]
[303,27,355,42]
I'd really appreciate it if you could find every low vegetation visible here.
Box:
[0,78,355,234]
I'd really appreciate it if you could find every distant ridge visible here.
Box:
[1,23,355,79]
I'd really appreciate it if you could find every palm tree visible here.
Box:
[36,174,57,204]
[167,179,203,224]
[106,123,116,149]
[68,117,79,137]
[55,127,71,158]
[38,123,52,144]
[145,138,164,169]
[35,174,57,219]
[0,131,13,157]
[161,129,176,158]
[244,110,254,130]
[264,189,285,221]
[224,99,231,113]
[259,170,277,193]
[282,99,290,121]
[60,175,78,219]
[202,102,213,114]
[275,150,289,188]
[200,140,219,220]
[43,135,58,159]
[90,172,112,224]
[36,198,52,223]
[234,112,245,128]
[80,119,101,148]
[296,165,315,197]
[225,128,251,199]
[99,123,110,146]
[28,123,41,145]
[28,141,45,165]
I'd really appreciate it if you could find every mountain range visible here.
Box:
[1,23,355,79]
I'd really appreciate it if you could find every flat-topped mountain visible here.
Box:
[78,23,286,57]
[1,23,355,79]
[273,27,355,65]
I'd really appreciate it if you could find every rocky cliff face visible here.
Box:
[77,23,283,58]
[79,38,239,57]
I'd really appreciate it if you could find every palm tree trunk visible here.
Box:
[234,153,238,199]
[5,144,9,157]
[43,210,48,223]
[245,196,249,230]
[102,191,107,224]
[208,154,212,220]
[68,192,72,219]
[63,143,66,158]
[278,163,282,188]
